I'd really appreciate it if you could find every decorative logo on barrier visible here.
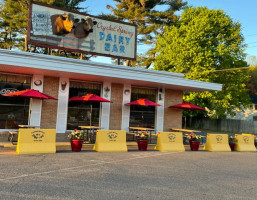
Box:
[107,131,118,141]
[0,88,19,94]
[216,135,223,143]
[31,131,45,142]
[243,136,249,144]
[168,133,176,142]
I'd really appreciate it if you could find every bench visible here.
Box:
[8,131,18,144]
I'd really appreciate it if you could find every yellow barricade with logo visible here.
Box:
[93,130,127,152]
[17,129,56,154]
[203,134,231,152]
[235,134,256,152]
[155,132,185,152]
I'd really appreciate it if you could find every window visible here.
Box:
[67,81,101,130]
[0,74,31,129]
[129,87,157,128]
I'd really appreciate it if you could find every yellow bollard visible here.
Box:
[17,129,56,154]
[204,133,231,152]
[93,130,127,152]
[155,132,185,152]
[235,134,256,152]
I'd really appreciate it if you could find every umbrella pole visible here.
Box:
[28,98,32,125]
[141,111,144,127]
[90,104,92,126]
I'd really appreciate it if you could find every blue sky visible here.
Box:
[81,0,257,64]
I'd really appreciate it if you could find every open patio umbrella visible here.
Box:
[169,102,205,111]
[126,98,161,127]
[2,89,57,100]
[126,98,161,107]
[169,102,205,128]
[69,94,110,126]
[2,89,57,125]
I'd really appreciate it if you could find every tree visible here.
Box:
[154,7,250,118]
[105,0,187,67]
[0,0,86,51]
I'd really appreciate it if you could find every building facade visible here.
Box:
[0,49,222,134]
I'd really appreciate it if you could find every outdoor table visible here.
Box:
[79,126,103,143]
[129,127,156,143]
[8,125,41,144]
[171,128,203,144]
[171,128,201,133]
[18,125,41,129]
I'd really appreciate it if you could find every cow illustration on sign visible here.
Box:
[51,14,97,39]
[51,14,74,35]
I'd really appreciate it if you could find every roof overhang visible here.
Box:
[0,49,222,92]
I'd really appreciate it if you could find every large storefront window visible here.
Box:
[67,81,101,130]
[0,74,31,129]
[129,87,157,128]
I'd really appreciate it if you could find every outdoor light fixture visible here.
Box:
[61,81,67,91]
[159,94,163,101]
[104,86,110,97]
[124,89,130,95]
[34,80,42,86]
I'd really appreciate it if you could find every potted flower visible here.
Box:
[68,129,84,152]
[229,136,237,151]
[187,133,202,151]
[136,131,149,151]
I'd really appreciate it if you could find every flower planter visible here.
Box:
[137,139,149,151]
[229,143,236,151]
[189,140,200,151]
[70,139,84,152]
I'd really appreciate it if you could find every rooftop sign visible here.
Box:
[28,1,137,60]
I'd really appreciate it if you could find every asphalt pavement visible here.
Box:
[1,150,257,200]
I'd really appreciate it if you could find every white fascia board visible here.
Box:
[0,49,222,91]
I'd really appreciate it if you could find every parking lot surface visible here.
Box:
[1,151,257,200]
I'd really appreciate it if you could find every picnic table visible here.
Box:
[171,128,204,144]
[8,125,41,144]
[129,127,156,143]
[79,126,103,143]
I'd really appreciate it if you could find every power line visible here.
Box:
[247,41,257,45]
[248,46,257,49]
[185,66,250,75]
[245,33,257,37]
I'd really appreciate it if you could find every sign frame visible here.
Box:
[27,1,137,60]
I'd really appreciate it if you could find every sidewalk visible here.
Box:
[0,141,198,153]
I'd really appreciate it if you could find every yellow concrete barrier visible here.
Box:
[17,129,56,154]
[204,134,231,152]
[235,134,256,152]
[93,130,127,152]
[155,132,185,152]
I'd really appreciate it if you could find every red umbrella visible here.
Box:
[126,98,161,106]
[69,94,110,126]
[69,94,110,103]
[2,89,57,125]
[169,102,205,111]
[169,102,205,128]
[126,98,161,127]
[2,89,57,100]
